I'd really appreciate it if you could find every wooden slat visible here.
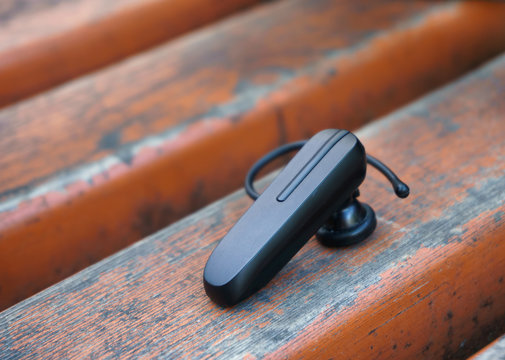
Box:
[2,1,505,311]
[0,0,262,107]
[1,52,505,359]
[469,335,505,360]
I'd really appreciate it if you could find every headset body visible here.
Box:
[204,130,366,306]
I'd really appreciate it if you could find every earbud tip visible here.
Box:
[394,183,410,198]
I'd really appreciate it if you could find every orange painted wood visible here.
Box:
[2,0,505,311]
[2,52,505,359]
[0,0,262,107]
[469,334,505,360]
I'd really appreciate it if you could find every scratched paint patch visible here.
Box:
[0,118,230,216]
[268,206,505,359]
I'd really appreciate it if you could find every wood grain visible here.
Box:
[0,0,262,107]
[1,51,505,359]
[469,334,505,360]
[2,0,505,310]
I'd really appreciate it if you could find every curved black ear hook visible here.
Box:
[204,129,410,307]
[366,155,409,198]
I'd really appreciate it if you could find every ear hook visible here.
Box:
[366,155,410,198]
[245,141,410,201]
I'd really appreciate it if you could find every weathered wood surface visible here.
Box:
[2,1,505,311]
[0,0,262,107]
[469,335,505,360]
[2,52,505,359]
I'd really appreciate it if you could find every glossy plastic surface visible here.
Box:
[203,129,366,306]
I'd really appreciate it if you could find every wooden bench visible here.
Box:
[1,51,504,359]
[2,0,505,311]
[0,0,262,107]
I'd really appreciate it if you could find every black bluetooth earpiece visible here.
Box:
[204,129,409,307]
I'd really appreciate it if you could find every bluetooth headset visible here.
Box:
[203,129,409,307]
